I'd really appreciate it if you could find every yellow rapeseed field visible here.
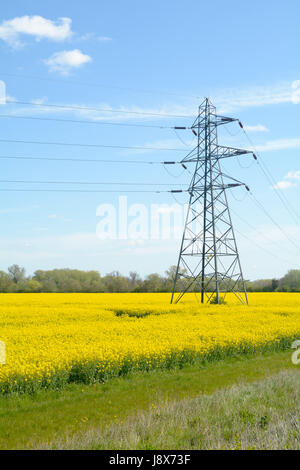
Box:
[0,293,299,393]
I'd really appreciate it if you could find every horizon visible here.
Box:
[1,263,298,283]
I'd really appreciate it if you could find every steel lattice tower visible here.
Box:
[171,98,252,305]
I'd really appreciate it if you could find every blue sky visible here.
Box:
[0,0,299,280]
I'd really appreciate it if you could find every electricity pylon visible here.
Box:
[171,98,251,305]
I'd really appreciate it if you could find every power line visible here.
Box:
[258,158,300,224]
[0,188,188,193]
[240,125,300,225]
[173,127,195,147]
[231,207,296,261]
[8,100,193,119]
[163,164,186,179]
[0,72,201,100]
[0,155,182,165]
[0,179,186,186]
[235,228,292,266]
[249,192,300,252]
[0,138,188,152]
[236,123,300,254]
[0,113,185,130]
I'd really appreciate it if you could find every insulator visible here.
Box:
[192,129,197,136]
[171,190,183,193]
[238,121,244,129]
[253,154,257,160]
[164,161,175,165]
[245,185,250,192]
[181,163,187,170]
[174,126,186,130]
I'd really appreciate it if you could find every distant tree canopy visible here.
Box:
[0,265,299,293]
[280,269,300,292]
[33,269,103,293]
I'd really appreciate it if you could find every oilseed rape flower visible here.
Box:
[0,293,299,393]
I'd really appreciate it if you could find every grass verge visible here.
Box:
[54,370,299,450]
[0,349,297,449]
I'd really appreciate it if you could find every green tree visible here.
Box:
[142,273,164,292]
[280,270,300,292]
[271,278,279,291]
[103,271,129,293]
[8,264,26,284]
[0,271,15,292]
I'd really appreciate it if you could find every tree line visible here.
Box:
[0,264,299,293]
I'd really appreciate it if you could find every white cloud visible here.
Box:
[31,97,48,105]
[79,32,94,41]
[214,80,300,113]
[272,180,296,190]
[0,80,6,105]
[3,79,300,127]
[243,124,269,133]
[0,232,180,274]
[272,169,300,191]
[285,170,300,181]
[238,224,300,260]
[0,16,73,48]
[44,49,92,75]
[6,95,17,103]
[291,80,300,104]
[79,33,112,42]
[48,213,72,222]
[97,36,112,42]
[0,226,298,277]
[255,138,300,152]
[1,96,194,124]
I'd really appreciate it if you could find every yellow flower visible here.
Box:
[0,292,299,392]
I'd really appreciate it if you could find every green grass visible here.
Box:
[0,349,297,449]
[55,370,300,450]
